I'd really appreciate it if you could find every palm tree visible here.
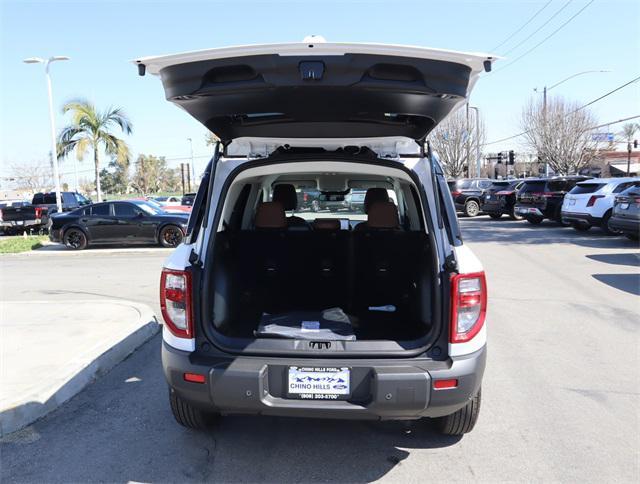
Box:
[57,99,133,202]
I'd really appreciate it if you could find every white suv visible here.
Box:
[136,39,494,436]
[561,178,640,234]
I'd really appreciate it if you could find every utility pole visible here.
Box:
[180,163,186,195]
[468,106,480,177]
[627,141,632,176]
[187,138,195,186]
[466,103,471,178]
[186,164,191,192]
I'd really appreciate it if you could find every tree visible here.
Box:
[520,96,598,175]
[100,158,130,195]
[7,162,52,192]
[621,122,639,146]
[57,99,133,202]
[130,154,181,195]
[205,132,220,146]
[428,108,486,179]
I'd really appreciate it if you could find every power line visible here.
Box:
[491,0,554,52]
[500,0,572,56]
[494,0,594,73]
[482,76,640,146]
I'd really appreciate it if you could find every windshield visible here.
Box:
[131,200,163,215]
[280,187,397,220]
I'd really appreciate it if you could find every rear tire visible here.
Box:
[572,222,591,232]
[489,213,502,219]
[63,228,88,250]
[464,200,480,217]
[601,211,622,236]
[435,387,481,436]
[159,225,184,248]
[169,388,218,430]
[509,206,524,221]
[526,216,543,225]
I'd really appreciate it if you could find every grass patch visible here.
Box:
[0,235,49,254]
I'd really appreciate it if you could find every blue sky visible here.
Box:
[1,0,639,185]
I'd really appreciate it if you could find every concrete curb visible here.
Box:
[0,301,160,437]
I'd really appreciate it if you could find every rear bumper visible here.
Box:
[608,215,640,234]
[515,204,544,217]
[482,200,504,214]
[162,341,486,420]
[561,211,601,226]
[0,219,45,229]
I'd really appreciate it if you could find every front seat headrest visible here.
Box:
[367,201,400,229]
[255,201,287,229]
[313,218,341,230]
[272,184,298,211]
[363,188,389,213]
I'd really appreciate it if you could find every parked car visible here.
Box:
[344,189,367,212]
[181,193,196,206]
[448,178,494,217]
[482,180,524,220]
[295,188,348,212]
[154,195,182,206]
[0,191,91,234]
[515,176,591,225]
[49,200,189,250]
[139,40,492,435]
[561,178,640,235]
[607,185,640,240]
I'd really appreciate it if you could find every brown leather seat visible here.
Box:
[363,188,390,213]
[255,201,287,229]
[354,201,400,231]
[272,184,309,229]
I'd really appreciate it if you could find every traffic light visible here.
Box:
[497,152,503,164]
[508,150,515,165]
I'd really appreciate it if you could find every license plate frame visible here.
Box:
[286,366,351,401]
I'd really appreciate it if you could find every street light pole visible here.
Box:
[468,106,480,177]
[536,70,610,178]
[187,138,195,189]
[24,56,69,213]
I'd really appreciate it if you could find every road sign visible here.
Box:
[592,132,614,142]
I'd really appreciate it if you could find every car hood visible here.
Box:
[134,40,496,143]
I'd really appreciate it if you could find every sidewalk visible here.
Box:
[0,299,160,436]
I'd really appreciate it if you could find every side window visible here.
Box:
[480,180,492,189]
[113,202,140,217]
[91,204,111,216]
[612,182,633,193]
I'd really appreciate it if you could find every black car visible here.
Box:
[181,193,196,206]
[448,178,494,217]
[482,180,524,220]
[515,176,591,225]
[608,186,640,240]
[49,200,189,250]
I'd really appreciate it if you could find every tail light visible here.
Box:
[451,190,462,197]
[496,190,514,196]
[303,193,308,202]
[160,269,193,339]
[586,195,605,207]
[450,272,487,343]
[34,207,43,219]
[532,192,553,198]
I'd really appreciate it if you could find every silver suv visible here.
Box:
[136,39,493,436]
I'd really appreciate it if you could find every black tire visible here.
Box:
[169,388,217,430]
[436,388,481,436]
[554,208,570,227]
[63,228,88,250]
[601,211,622,236]
[509,206,524,221]
[526,216,543,225]
[159,225,184,248]
[489,213,502,219]
[571,222,591,232]
[464,200,480,217]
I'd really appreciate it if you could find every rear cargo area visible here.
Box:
[209,229,433,342]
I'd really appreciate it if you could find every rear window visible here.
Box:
[520,181,546,193]
[570,183,606,195]
[490,181,510,189]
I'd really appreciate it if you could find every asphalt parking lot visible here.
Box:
[1,218,638,482]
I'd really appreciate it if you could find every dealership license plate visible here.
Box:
[287,366,350,400]
[568,199,576,206]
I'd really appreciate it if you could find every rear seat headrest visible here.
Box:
[313,218,341,231]
[364,188,389,213]
[367,201,400,229]
[272,184,298,211]
[255,201,287,229]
